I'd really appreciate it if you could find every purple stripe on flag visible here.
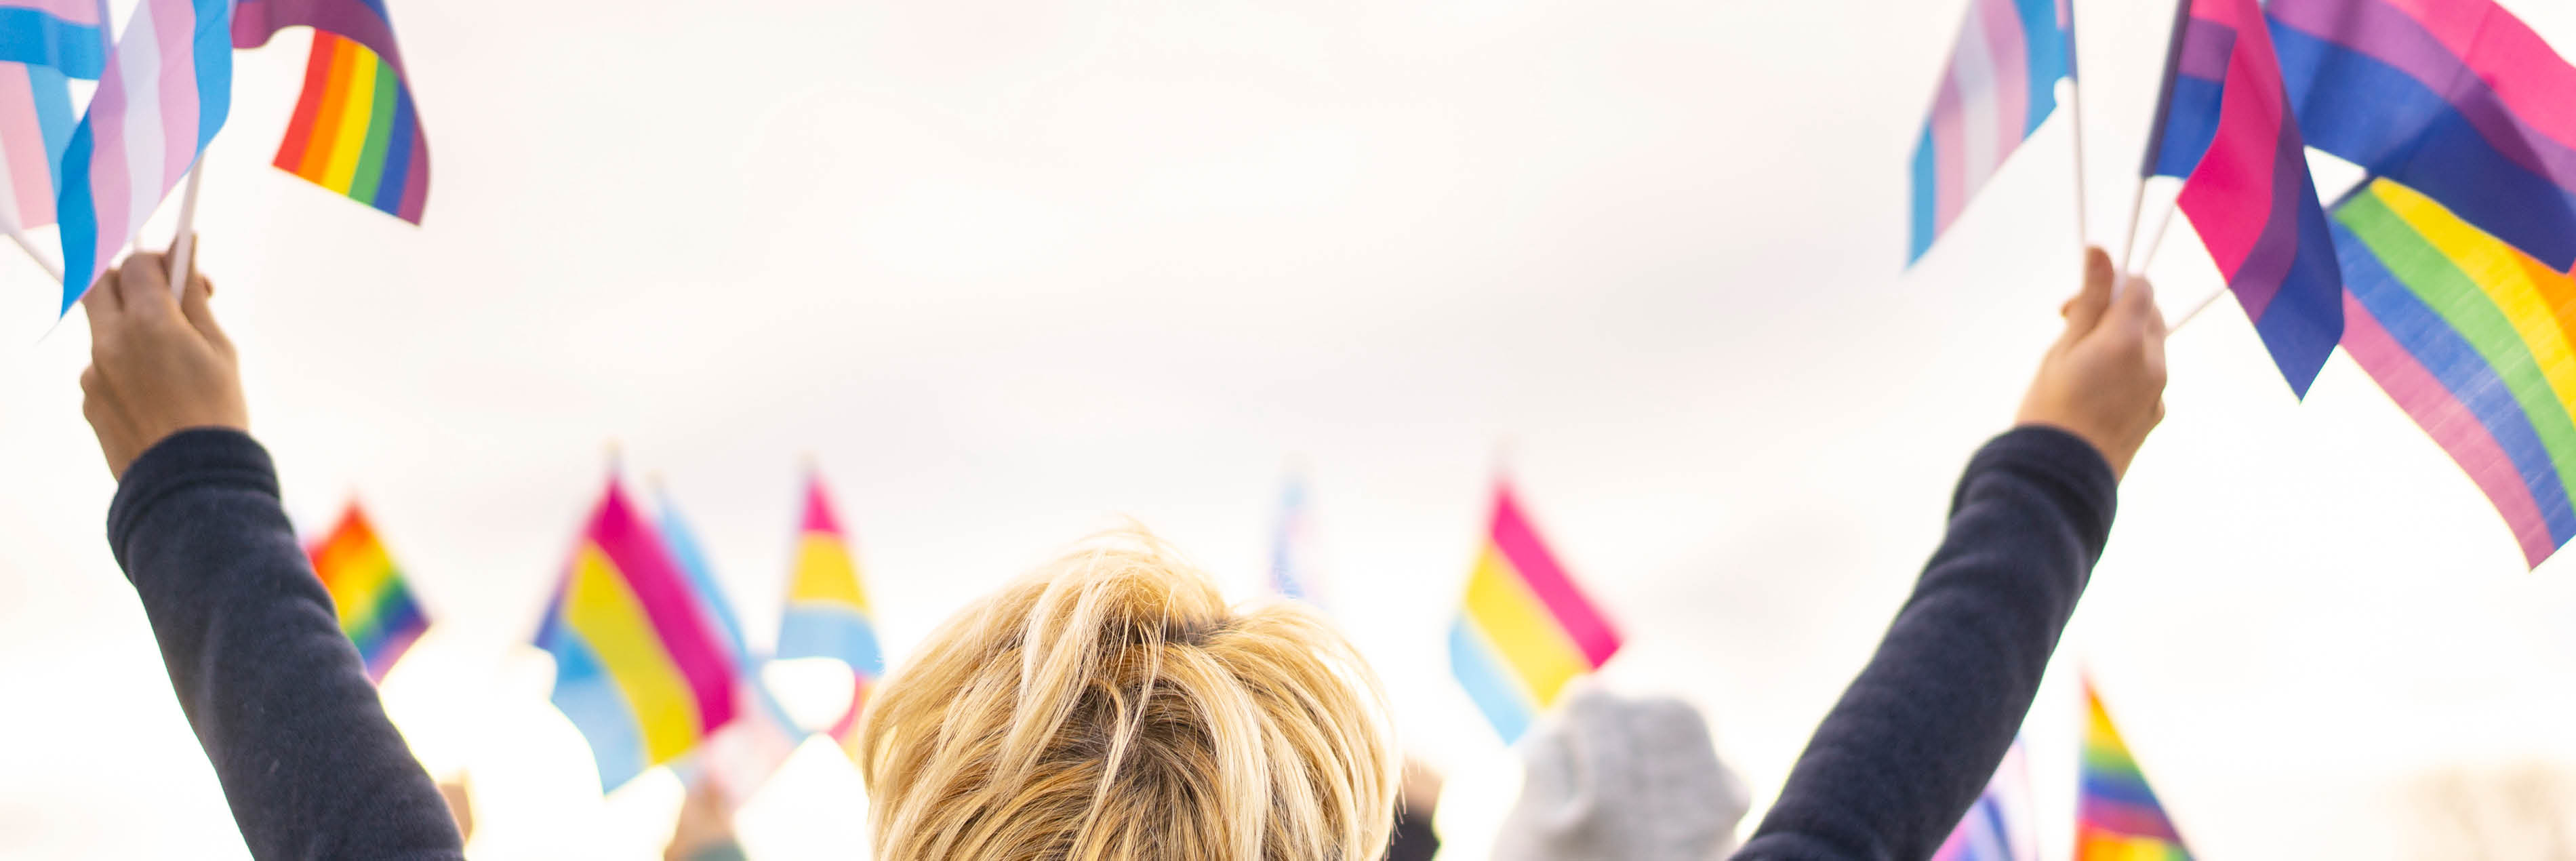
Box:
[2177,18,2235,83]
[2270,0,2576,193]
[2341,293,2557,567]
[233,0,408,69]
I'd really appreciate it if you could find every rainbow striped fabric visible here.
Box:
[656,492,805,807]
[0,0,108,79]
[52,0,234,310]
[303,502,429,681]
[1932,736,2038,861]
[1448,481,1622,743]
[771,474,883,750]
[0,60,72,230]
[2077,683,2193,860]
[2335,178,2576,568]
[1908,0,2074,264]
[234,0,428,223]
[2270,0,2576,271]
[2147,0,2345,397]
[536,477,740,793]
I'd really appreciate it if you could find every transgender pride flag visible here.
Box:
[54,0,234,308]
[2146,0,2343,398]
[1908,0,2075,264]
[0,0,109,79]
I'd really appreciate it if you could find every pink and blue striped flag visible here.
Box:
[1908,0,2076,264]
[771,473,884,757]
[2265,0,2576,273]
[1932,736,2040,861]
[536,476,741,794]
[53,0,235,310]
[0,0,108,79]
[2146,0,2343,398]
[0,60,73,231]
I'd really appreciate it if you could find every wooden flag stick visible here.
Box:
[167,165,205,297]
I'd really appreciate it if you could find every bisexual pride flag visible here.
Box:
[1908,0,2074,263]
[536,476,740,793]
[1449,481,1623,744]
[2146,0,2343,398]
[2270,0,2576,273]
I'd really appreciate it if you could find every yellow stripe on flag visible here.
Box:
[788,534,870,611]
[1460,545,1591,708]
[563,544,703,765]
[2377,182,2576,418]
[321,52,380,193]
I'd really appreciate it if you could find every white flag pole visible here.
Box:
[167,163,204,297]
[2064,1,2090,251]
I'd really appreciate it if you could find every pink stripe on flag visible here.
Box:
[0,64,49,226]
[152,0,197,182]
[2341,294,2556,566]
[2383,0,2576,153]
[4,0,101,24]
[592,484,742,735]
[1489,485,1622,667]
[1975,0,2030,162]
[1931,73,1969,229]
[2176,14,2289,277]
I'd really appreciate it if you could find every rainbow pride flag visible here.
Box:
[2270,0,2576,272]
[1907,0,2074,264]
[1932,736,2038,861]
[2077,683,2193,860]
[2334,178,2576,568]
[52,0,233,309]
[772,473,883,752]
[536,477,740,793]
[2146,0,2343,397]
[1448,481,1622,743]
[234,0,428,223]
[303,501,429,681]
[656,490,805,807]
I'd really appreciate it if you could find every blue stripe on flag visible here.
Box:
[543,628,650,793]
[0,8,103,79]
[1448,618,1534,743]
[776,605,885,676]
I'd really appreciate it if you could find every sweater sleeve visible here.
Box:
[1732,426,2118,861]
[108,429,466,861]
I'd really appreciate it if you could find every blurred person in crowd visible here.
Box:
[77,245,2158,861]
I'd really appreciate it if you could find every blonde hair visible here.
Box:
[856,527,1398,860]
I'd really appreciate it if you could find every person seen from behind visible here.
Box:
[79,247,2158,860]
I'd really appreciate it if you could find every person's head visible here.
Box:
[854,527,1398,860]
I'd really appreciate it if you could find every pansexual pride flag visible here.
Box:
[771,474,884,752]
[656,492,806,807]
[2077,683,2193,860]
[2146,0,2343,398]
[0,60,73,230]
[1908,0,2074,263]
[234,0,427,223]
[0,0,108,79]
[536,477,740,793]
[1448,481,1622,743]
[2334,178,2576,568]
[303,501,429,681]
[52,0,234,309]
[2270,0,2576,272]
[1932,736,2038,861]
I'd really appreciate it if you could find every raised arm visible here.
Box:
[1735,249,2167,861]
[82,252,466,861]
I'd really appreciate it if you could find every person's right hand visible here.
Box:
[79,245,247,481]
[2014,248,2168,480]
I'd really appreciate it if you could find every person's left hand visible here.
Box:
[79,243,245,480]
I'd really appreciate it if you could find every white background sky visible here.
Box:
[3,0,2575,858]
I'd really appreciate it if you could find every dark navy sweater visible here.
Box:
[107,426,2108,861]
[108,428,466,861]
[1734,426,2117,860]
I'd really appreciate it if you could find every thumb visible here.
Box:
[2061,247,2116,337]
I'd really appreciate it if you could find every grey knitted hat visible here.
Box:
[1491,690,1750,861]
